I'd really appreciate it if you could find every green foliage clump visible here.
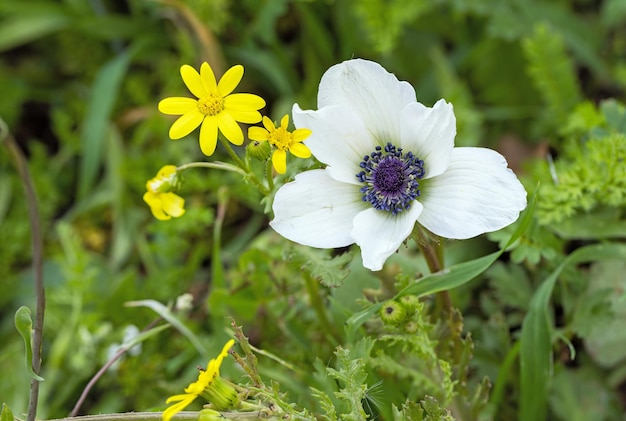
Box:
[523,23,582,134]
[537,100,626,225]
[353,0,433,55]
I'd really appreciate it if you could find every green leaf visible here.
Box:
[548,208,626,239]
[1,403,15,421]
[14,306,44,381]
[310,387,338,421]
[601,99,626,133]
[581,260,626,367]
[120,323,170,351]
[519,243,626,421]
[523,23,582,133]
[124,299,208,358]
[0,12,69,52]
[77,49,133,199]
[286,244,352,288]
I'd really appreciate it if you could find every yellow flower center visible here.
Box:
[197,94,224,116]
[268,127,292,150]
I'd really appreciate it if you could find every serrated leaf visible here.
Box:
[310,387,338,421]
[393,400,424,420]
[287,244,352,287]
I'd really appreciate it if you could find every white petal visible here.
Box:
[417,147,527,239]
[351,204,423,271]
[270,169,366,248]
[317,59,416,145]
[293,103,374,185]
[400,99,456,179]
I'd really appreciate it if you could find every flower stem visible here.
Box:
[217,137,269,195]
[219,136,248,171]
[265,159,274,192]
[2,118,45,421]
[412,225,452,312]
[48,411,268,421]
[303,273,341,345]
[177,161,247,176]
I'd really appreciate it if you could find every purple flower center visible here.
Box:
[356,143,424,215]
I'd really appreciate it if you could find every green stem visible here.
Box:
[217,138,269,195]
[2,118,45,421]
[219,136,248,171]
[176,160,269,196]
[265,159,274,192]
[46,411,268,421]
[303,273,341,345]
[412,225,451,312]
[176,161,247,176]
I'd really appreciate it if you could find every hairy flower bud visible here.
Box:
[380,300,407,325]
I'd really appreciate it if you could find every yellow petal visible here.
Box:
[280,114,289,129]
[289,142,311,158]
[158,97,198,115]
[199,116,219,156]
[161,193,185,218]
[200,62,217,94]
[228,109,262,124]
[169,111,204,139]
[292,128,312,142]
[143,192,171,220]
[163,394,196,421]
[213,339,235,376]
[261,116,275,132]
[217,65,243,97]
[157,165,178,178]
[224,93,266,111]
[180,65,208,99]
[272,149,287,174]
[248,126,269,141]
[217,112,243,145]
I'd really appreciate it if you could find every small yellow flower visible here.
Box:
[143,165,185,221]
[163,339,236,421]
[158,63,266,156]
[248,114,312,174]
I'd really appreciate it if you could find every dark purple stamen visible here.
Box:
[356,143,424,215]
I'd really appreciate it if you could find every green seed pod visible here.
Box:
[399,294,420,314]
[246,140,271,161]
[404,320,418,334]
[380,300,407,325]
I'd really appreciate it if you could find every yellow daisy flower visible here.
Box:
[143,165,185,221]
[158,63,266,156]
[163,339,238,421]
[248,114,312,174]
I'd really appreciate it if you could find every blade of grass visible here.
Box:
[125,300,208,358]
[519,243,626,421]
[77,49,132,199]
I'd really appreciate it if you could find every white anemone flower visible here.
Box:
[270,59,527,271]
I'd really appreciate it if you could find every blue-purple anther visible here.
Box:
[356,143,425,215]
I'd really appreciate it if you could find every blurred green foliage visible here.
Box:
[2,0,626,420]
